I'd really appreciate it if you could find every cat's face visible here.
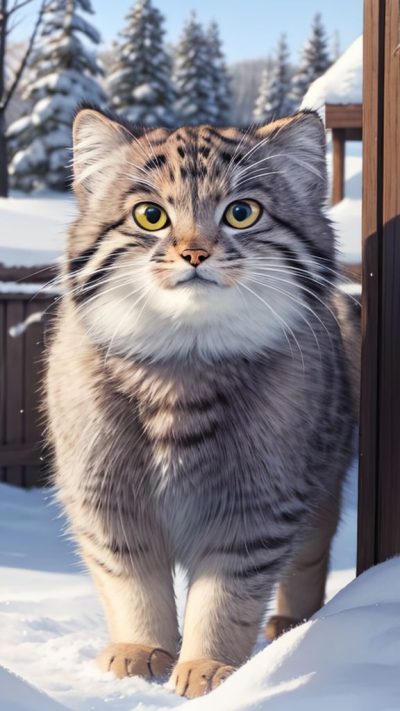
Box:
[69,109,332,360]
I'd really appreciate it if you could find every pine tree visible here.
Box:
[291,13,332,108]
[7,0,105,192]
[206,21,231,125]
[174,13,216,125]
[253,35,294,123]
[106,0,176,127]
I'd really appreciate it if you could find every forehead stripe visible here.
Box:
[124,182,154,196]
[144,154,167,171]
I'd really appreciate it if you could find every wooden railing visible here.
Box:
[0,291,56,487]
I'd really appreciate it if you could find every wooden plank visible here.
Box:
[0,263,56,284]
[0,291,58,303]
[0,300,5,482]
[357,0,384,574]
[5,300,25,485]
[344,128,363,142]
[0,444,42,467]
[376,0,400,561]
[342,263,361,283]
[331,129,345,205]
[24,300,45,487]
[325,103,363,129]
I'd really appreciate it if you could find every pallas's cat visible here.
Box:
[46,108,358,698]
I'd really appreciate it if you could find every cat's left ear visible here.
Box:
[72,107,134,204]
[256,111,327,204]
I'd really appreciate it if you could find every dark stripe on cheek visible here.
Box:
[272,214,333,269]
[69,217,126,273]
[75,246,128,302]
[254,236,328,298]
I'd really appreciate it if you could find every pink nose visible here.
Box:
[180,248,210,267]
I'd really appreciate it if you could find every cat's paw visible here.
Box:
[171,658,236,698]
[265,614,300,641]
[98,643,175,679]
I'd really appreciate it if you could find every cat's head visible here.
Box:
[68,106,333,361]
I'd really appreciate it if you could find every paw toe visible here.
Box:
[98,643,175,679]
[172,658,235,698]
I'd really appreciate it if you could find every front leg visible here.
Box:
[171,558,276,698]
[81,538,179,680]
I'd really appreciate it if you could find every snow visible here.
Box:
[0,666,69,711]
[0,281,57,294]
[195,557,400,710]
[7,0,104,192]
[328,142,362,264]
[0,459,361,710]
[301,35,362,111]
[331,198,362,264]
[0,193,75,267]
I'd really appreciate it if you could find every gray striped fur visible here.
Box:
[46,108,358,682]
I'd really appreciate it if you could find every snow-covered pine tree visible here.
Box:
[174,13,216,125]
[206,21,231,125]
[291,13,332,108]
[253,34,294,123]
[106,0,176,127]
[7,0,105,192]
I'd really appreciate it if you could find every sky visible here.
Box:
[12,0,362,65]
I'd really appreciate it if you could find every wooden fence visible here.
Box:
[0,291,55,487]
[357,0,400,572]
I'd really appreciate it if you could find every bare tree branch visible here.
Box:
[8,0,35,17]
[2,0,46,111]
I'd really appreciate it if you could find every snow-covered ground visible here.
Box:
[328,141,362,266]
[0,192,75,268]
[0,460,359,711]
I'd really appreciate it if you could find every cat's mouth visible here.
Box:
[174,272,219,288]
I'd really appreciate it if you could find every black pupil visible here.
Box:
[145,206,161,224]
[232,203,251,222]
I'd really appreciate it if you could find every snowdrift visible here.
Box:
[301,35,362,111]
[2,470,398,710]
[0,665,69,711]
[185,558,400,710]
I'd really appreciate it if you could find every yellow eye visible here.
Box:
[133,202,169,231]
[223,199,261,229]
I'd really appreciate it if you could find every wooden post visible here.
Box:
[357,0,400,573]
[331,128,345,205]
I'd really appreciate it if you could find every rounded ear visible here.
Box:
[72,108,133,202]
[256,111,327,204]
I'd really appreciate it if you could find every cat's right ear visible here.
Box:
[72,107,133,203]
